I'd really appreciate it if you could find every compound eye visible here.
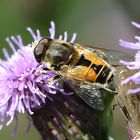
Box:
[34,43,45,63]
[34,43,44,56]
[34,38,52,63]
[39,38,50,45]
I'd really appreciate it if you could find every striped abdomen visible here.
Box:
[67,53,112,84]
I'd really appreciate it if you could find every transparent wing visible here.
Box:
[57,75,104,110]
[74,84,105,110]
[84,45,134,66]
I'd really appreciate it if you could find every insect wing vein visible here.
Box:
[84,45,134,66]
[60,76,105,110]
[77,85,105,110]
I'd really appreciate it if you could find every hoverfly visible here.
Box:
[33,38,132,110]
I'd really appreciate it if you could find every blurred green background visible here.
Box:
[0,0,140,139]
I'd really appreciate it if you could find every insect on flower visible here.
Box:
[33,31,133,110]
[0,21,75,131]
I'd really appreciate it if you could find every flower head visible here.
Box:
[0,21,76,130]
[118,22,140,140]
[120,22,140,94]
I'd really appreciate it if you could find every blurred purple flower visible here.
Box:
[0,21,76,130]
[120,21,140,94]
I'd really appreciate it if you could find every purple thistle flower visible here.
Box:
[119,21,140,94]
[118,22,140,140]
[0,21,76,130]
